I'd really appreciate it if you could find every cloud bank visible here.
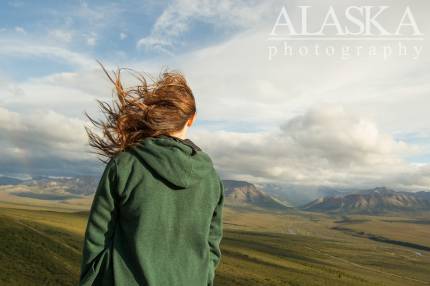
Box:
[192,105,429,190]
[0,106,99,176]
[0,0,429,191]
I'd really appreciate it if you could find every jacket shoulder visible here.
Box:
[110,149,142,176]
[112,148,139,163]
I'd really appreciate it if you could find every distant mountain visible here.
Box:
[262,184,314,207]
[415,191,430,201]
[222,180,291,211]
[0,176,24,185]
[302,187,430,214]
[24,176,100,196]
[316,187,354,198]
[262,184,358,207]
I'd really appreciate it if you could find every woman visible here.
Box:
[79,66,224,286]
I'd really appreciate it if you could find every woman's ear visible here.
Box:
[187,113,196,127]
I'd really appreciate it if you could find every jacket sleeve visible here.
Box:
[79,158,120,285]
[207,178,224,284]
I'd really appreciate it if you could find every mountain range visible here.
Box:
[0,175,99,196]
[302,187,430,214]
[0,175,292,211]
[2,175,429,214]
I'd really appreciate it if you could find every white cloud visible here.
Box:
[48,29,73,43]
[14,26,26,34]
[76,1,119,27]
[86,33,97,46]
[0,107,88,157]
[0,69,112,117]
[137,36,174,55]
[0,40,96,68]
[1,0,430,188]
[0,106,98,176]
[158,18,430,134]
[120,32,127,40]
[137,0,279,52]
[191,104,427,189]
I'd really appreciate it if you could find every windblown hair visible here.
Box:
[85,64,196,161]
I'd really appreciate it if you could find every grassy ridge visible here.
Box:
[215,230,430,286]
[0,206,429,286]
[0,211,82,286]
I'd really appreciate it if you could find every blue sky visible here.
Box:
[1,0,430,190]
[0,0,242,80]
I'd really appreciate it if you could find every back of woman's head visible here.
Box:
[85,64,196,161]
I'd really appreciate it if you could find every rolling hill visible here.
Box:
[302,187,430,214]
[0,208,83,286]
[1,203,430,286]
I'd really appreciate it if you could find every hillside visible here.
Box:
[222,180,291,211]
[302,187,430,214]
[1,204,430,286]
[0,209,82,286]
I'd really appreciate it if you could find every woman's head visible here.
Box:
[85,64,196,160]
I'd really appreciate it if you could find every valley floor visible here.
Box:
[0,202,429,286]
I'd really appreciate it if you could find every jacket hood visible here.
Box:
[128,135,214,189]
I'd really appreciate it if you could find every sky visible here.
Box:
[1,0,430,191]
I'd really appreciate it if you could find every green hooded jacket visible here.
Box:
[79,135,224,286]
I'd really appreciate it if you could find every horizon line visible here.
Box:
[267,36,425,41]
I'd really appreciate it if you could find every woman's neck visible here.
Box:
[168,129,187,139]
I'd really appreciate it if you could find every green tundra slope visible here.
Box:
[0,205,429,286]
